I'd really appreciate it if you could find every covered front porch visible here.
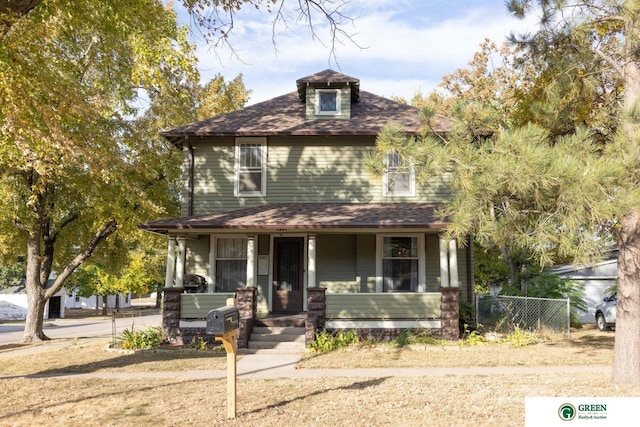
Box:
[140,203,471,346]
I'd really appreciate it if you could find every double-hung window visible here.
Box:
[315,89,341,115]
[382,236,419,292]
[214,237,247,292]
[383,152,415,197]
[235,137,266,196]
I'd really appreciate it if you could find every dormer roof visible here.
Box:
[296,69,360,102]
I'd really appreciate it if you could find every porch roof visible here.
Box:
[139,203,448,234]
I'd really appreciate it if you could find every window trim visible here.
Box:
[383,152,416,197]
[234,137,267,197]
[315,89,341,115]
[211,235,249,292]
[376,234,426,293]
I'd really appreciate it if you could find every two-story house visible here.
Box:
[140,69,472,346]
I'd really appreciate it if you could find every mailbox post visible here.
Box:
[206,302,240,419]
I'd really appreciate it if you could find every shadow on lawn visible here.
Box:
[27,347,227,377]
[243,377,390,417]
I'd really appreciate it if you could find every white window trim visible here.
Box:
[375,233,426,293]
[210,234,249,292]
[315,89,341,115]
[234,137,267,197]
[383,153,416,197]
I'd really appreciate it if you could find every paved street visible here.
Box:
[0,311,161,345]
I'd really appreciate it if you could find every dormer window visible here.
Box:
[315,89,341,115]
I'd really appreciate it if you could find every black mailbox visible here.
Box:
[206,306,239,335]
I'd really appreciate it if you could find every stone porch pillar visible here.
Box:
[439,238,460,341]
[306,287,326,345]
[235,287,257,349]
[162,287,184,344]
[441,287,460,340]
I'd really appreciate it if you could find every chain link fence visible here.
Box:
[475,295,571,337]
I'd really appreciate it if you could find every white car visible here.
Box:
[595,293,616,331]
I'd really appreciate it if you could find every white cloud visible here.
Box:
[186,1,540,105]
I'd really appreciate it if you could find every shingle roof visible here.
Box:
[139,203,447,234]
[160,70,453,141]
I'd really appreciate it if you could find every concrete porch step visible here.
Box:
[247,325,306,352]
[252,326,305,336]
[247,340,306,351]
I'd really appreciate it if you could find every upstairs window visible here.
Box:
[383,152,415,197]
[235,137,266,197]
[315,89,341,115]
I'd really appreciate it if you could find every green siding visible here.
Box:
[183,136,452,215]
[326,293,441,319]
[180,293,234,319]
[185,236,210,280]
[356,234,376,292]
[305,86,351,120]
[425,234,440,292]
[317,234,358,292]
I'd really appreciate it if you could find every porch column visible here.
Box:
[165,236,176,288]
[439,238,449,287]
[246,235,256,288]
[308,234,317,288]
[175,237,186,288]
[448,239,459,288]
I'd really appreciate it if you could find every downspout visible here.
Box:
[187,136,194,217]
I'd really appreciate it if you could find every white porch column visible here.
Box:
[165,236,176,288]
[246,235,256,288]
[308,234,317,288]
[175,237,186,288]
[439,237,449,287]
[448,239,459,288]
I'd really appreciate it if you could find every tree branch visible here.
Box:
[45,219,118,299]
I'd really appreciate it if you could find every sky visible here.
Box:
[175,0,540,106]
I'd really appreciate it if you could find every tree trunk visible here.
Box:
[612,212,640,383]
[23,237,49,342]
[101,296,108,316]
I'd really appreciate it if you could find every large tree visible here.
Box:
[507,0,640,386]
[0,0,352,343]
[372,0,640,384]
[0,0,199,342]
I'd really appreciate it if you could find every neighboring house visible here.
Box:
[0,283,131,321]
[64,291,132,311]
[0,281,66,321]
[140,70,473,345]
[550,251,618,323]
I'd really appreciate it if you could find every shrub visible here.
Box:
[392,329,445,347]
[309,329,359,352]
[119,325,163,350]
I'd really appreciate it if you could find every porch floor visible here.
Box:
[255,313,306,327]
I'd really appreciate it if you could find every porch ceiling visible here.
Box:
[139,203,448,234]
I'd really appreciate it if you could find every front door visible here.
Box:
[272,237,304,313]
